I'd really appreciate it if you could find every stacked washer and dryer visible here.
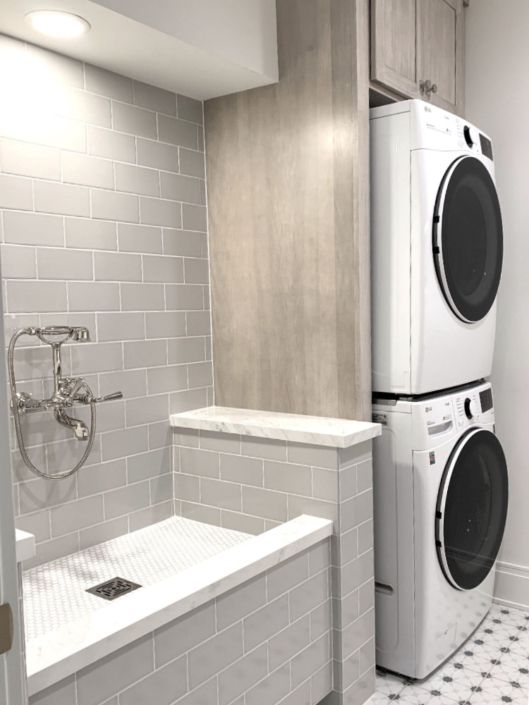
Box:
[370,100,509,680]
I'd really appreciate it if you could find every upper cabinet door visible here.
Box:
[418,0,464,114]
[370,0,465,115]
[371,0,421,99]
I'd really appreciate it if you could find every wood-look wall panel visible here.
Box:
[205,0,371,421]
[332,0,372,421]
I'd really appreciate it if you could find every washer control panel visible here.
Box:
[454,385,493,427]
[454,385,494,430]
[373,382,495,450]
[424,399,454,436]
[407,381,494,446]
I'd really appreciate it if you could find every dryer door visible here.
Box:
[436,428,508,590]
[433,156,503,323]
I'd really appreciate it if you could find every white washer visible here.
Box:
[372,381,508,679]
[370,100,503,395]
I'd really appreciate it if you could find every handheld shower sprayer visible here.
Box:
[8,326,123,481]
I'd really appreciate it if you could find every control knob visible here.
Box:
[464,125,474,148]
[464,398,478,419]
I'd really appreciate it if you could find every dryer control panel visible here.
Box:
[409,100,494,159]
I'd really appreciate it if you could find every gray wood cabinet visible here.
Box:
[371,0,465,114]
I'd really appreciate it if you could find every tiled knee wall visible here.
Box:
[173,431,376,705]
[29,541,333,705]
[0,34,213,567]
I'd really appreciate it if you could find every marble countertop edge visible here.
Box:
[170,406,381,448]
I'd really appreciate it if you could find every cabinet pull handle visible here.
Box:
[420,80,438,96]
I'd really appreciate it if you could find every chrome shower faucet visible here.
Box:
[8,326,123,480]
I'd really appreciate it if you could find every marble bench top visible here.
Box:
[170,405,381,448]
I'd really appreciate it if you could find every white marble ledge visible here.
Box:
[170,406,381,448]
[26,514,333,696]
[16,529,36,563]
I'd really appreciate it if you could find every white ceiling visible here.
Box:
[0,0,278,100]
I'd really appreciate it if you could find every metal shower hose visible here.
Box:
[7,329,97,480]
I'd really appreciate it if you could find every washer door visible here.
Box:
[433,156,503,323]
[436,428,508,590]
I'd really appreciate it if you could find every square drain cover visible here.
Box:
[86,577,142,601]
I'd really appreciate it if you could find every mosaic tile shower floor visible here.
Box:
[23,516,250,641]
[372,604,529,704]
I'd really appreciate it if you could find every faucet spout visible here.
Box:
[54,407,90,441]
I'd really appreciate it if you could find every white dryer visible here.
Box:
[372,381,508,679]
[370,100,503,395]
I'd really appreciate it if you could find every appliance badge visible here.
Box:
[429,451,436,466]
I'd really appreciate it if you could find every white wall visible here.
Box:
[466,0,529,609]
[93,0,278,81]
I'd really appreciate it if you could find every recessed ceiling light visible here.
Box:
[26,10,90,39]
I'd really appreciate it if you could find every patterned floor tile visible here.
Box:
[489,606,526,626]
[371,684,459,704]
[373,606,529,705]
[455,644,506,675]
[375,671,407,698]
[401,690,459,705]
[481,651,529,689]
[413,662,485,704]
[396,681,460,704]
[369,693,392,704]
[469,676,529,704]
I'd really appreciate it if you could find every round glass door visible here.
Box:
[436,428,508,590]
[433,156,503,323]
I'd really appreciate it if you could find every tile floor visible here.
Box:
[23,516,249,640]
[372,604,529,704]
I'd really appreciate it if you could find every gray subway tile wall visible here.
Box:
[173,432,376,703]
[29,542,332,705]
[0,35,212,566]
[173,432,340,533]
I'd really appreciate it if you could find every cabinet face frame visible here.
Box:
[370,0,465,114]
[370,0,421,99]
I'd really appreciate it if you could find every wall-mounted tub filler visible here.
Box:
[8,326,122,480]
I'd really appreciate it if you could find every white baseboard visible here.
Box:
[493,560,529,613]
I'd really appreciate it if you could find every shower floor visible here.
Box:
[23,516,250,642]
